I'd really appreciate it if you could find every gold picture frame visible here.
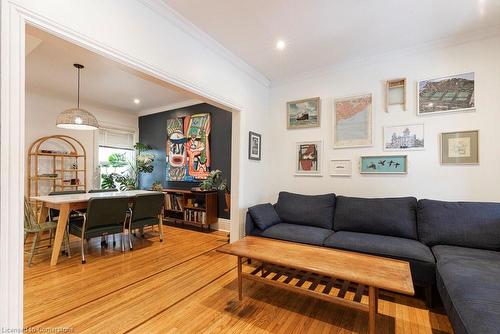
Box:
[287,97,321,129]
[440,130,479,165]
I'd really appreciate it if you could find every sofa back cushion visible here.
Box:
[418,199,500,250]
[334,196,418,239]
[275,192,335,229]
[248,203,281,230]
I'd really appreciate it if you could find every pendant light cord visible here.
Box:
[77,66,80,109]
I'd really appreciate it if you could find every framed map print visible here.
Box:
[333,94,373,148]
[441,130,479,164]
[295,141,322,176]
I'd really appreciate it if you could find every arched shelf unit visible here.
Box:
[27,135,87,198]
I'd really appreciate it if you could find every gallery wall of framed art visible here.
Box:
[270,34,499,201]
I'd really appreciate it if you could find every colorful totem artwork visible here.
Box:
[166,113,211,182]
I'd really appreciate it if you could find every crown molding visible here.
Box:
[271,24,500,88]
[138,99,203,116]
[138,0,270,88]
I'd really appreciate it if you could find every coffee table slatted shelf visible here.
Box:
[244,263,369,312]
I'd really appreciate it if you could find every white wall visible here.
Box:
[268,35,500,202]
[25,88,138,192]
[9,0,273,239]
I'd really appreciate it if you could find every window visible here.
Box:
[97,128,135,189]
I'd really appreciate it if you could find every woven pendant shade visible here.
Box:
[56,64,99,130]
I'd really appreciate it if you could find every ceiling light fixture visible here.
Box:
[276,39,286,50]
[56,64,99,130]
[133,98,141,104]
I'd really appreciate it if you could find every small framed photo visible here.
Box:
[329,160,352,177]
[295,141,322,176]
[248,131,261,161]
[440,130,479,165]
[417,72,475,115]
[384,124,425,151]
[360,155,408,174]
[287,97,320,129]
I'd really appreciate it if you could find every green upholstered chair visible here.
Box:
[24,198,70,266]
[88,189,118,193]
[69,196,130,264]
[128,193,165,250]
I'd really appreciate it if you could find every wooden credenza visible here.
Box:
[162,188,218,232]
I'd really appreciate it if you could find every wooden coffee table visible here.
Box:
[218,236,414,334]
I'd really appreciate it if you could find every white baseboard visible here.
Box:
[214,218,230,232]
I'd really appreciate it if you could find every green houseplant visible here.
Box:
[199,170,231,212]
[100,142,155,190]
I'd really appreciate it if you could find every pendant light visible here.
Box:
[56,64,99,130]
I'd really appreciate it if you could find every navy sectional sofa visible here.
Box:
[245,192,500,334]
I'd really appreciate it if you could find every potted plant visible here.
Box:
[152,180,163,191]
[198,170,230,212]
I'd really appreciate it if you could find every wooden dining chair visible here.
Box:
[24,198,70,266]
[69,196,130,264]
[128,193,165,250]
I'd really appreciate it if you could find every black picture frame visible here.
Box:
[248,131,261,161]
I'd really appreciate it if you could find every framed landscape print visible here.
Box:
[360,155,408,174]
[287,97,320,129]
[295,141,322,176]
[441,130,479,165]
[384,124,424,151]
[417,72,475,115]
[333,94,372,148]
[329,159,352,176]
[248,131,261,161]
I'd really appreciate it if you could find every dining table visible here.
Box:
[31,190,162,266]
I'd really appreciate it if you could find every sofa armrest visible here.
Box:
[245,211,256,236]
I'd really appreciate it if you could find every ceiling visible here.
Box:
[164,0,500,82]
[26,26,192,113]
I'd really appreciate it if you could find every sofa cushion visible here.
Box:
[433,245,500,334]
[334,196,418,239]
[324,231,435,285]
[260,223,334,246]
[418,199,500,250]
[248,203,281,230]
[275,192,335,229]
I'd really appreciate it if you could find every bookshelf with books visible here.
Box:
[162,188,218,232]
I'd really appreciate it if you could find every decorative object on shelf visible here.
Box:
[295,141,322,176]
[162,188,217,232]
[333,94,372,148]
[360,155,408,174]
[100,143,155,190]
[384,124,425,151]
[329,159,352,177]
[28,135,87,198]
[248,131,262,161]
[287,97,320,129]
[152,181,163,191]
[56,64,99,130]
[386,78,406,112]
[166,113,211,181]
[200,170,227,191]
[417,72,475,115]
[440,130,479,165]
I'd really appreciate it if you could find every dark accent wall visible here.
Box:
[138,103,232,219]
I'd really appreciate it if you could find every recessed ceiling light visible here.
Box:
[276,40,286,50]
[133,98,140,104]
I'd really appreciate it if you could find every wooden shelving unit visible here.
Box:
[27,135,87,198]
[162,188,218,232]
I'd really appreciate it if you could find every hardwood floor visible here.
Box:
[24,226,453,333]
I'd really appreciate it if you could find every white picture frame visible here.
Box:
[333,93,373,148]
[383,124,425,151]
[329,159,352,177]
[417,72,475,116]
[295,141,322,176]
